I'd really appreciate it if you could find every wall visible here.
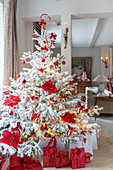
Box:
[72,47,101,80]
[17,0,113,74]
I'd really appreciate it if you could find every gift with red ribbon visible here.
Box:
[70,148,85,169]
[22,155,42,170]
[55,151,69,168]
[23,160,42,170]
[10,153,22,168]
[43,136,57,168]
[0,155,10,170]
[85,152,93,163]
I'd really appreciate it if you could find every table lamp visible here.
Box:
[93,74,109,96]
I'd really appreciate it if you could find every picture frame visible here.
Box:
[72,57,92,80]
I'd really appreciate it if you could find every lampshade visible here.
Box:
[93,74,109,82]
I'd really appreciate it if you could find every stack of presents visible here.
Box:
[0,129,98,169]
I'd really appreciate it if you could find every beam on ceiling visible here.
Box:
[90,18,105,47]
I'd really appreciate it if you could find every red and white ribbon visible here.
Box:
[0,158,10,170]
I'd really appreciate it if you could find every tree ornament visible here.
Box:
[68,81,72,85]
[22,79,26,84]
[22,60,25,64]
[41,58,45,62]
[62,61,66,65]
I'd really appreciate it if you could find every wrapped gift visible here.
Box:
[10,153,22,168]
[10,167,24,170]
[70,148,85,169]
[43,136,57,167]
[22,155,33,163]
[23,160,42,170]
[85,153,93,163]
[70,148,78,169]
[78,148,86,168]
[0,155,10,170]
[55,151,69,168]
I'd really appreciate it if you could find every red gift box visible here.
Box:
[70,148,85,169]
[55,151,69,168]
[23,160,42,170]
[43,136,57,168]
[22,155,33,163]
[10,167,24,170]
[10,154,22,168]
[85,153,93,163]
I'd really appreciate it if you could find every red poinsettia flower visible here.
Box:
[40,80,57,95]
[41,124,48,131]
[11,122,23,135]
[31,112,40,123]
[60,112,76,123]
[4,95,21,107]
[0,130,23,149]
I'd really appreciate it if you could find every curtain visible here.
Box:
[4,0,19,86]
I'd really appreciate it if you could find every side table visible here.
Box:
[94,96,113,120]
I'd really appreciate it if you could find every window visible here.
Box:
[0,1,4,99]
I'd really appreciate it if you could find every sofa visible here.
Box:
[86,87,113,114]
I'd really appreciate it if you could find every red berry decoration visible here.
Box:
[68,81,72,85]
[22,60,25,64]
[9,111,14,116]
[41,58,45,63]
[62,61,66,65]
[22,79,26,84]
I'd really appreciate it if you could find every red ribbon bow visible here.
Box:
[58,151,67,167]
[50,32,57,40]
[41,46,48,51]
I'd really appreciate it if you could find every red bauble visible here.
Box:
[22,60,25,64]
[41,58,45,62]
[9,111,14,116]
[68,81,72,85]
[62,61,66,65]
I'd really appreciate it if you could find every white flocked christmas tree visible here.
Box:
[0,14,101,158]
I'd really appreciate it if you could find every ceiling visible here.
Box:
[46,17,113,48]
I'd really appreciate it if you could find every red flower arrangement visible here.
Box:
[60,112,76,123]
[4,95,21,107]
[40,80,57,95]
[0,130,23,149]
